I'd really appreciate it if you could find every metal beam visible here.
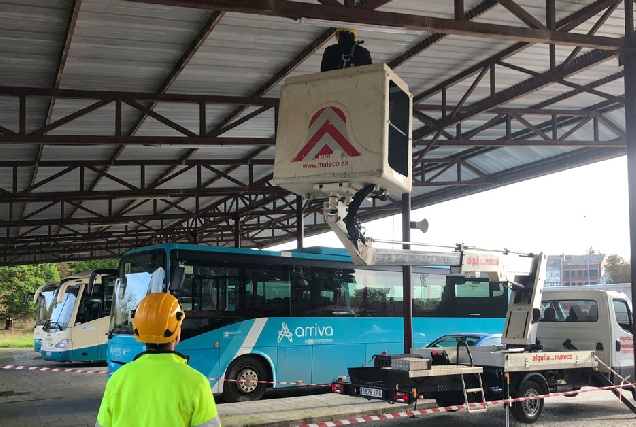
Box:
[0,86,278,106]
[107,0,392,236]
[414,139,625,147]
[413,0,621,103]
[496,0,546,29]
[129,11,225,136]
[0,159,275,167]
[125,0,622,49]
[0,135,275,146]
[413,48,617,141]
[388,1,497,69]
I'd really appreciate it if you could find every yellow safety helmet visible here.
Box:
[335,28,357,40]
[132,293,185,344]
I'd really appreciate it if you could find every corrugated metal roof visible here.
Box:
[0,0,630,264]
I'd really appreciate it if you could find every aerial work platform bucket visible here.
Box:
[273,63,413,199]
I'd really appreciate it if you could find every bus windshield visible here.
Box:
[111,249,165,334]
[35,286,58,325]
[48,285,80,330]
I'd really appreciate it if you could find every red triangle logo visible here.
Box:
[293,118,361,162]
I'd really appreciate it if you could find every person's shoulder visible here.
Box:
[356,44,371,54]
[324,44,340,53]
[177,361,210,384]
[111,360,135,376]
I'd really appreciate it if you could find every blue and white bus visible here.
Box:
[107,243,509,402]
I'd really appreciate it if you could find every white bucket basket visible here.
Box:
[273,63,413,199]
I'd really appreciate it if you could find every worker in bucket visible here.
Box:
[321,28,372,72]
[96,293,221,427]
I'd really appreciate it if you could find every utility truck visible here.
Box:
[271,64,636,423]
[334,287,634,423]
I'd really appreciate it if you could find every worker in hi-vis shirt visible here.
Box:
[96,292,221,427]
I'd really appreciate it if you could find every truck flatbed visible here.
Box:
[412,348,598,373]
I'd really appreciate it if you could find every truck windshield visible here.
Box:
[111,250,165,334]
[48,285,80,330]
[35,287,58,325]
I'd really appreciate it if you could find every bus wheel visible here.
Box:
[222,356,269,402]
[511,379,544,424]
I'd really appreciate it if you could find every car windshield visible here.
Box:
[428,335,483,347]
[48,285,80,330]
[111,250,165,334]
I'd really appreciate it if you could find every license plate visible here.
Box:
[360,387,383,398]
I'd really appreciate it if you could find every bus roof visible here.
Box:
[122,243,450,268]
[123,243,356,263]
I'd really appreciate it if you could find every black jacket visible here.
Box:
[320,43,372,72]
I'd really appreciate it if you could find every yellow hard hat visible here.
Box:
[133,293,185,344]
[335,28,357,40]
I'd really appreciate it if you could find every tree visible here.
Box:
[56,262,71,280]
[605,254,631,284]
[0,264,60,321]
[68,259,119,275]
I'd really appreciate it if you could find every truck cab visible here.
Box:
[539,288,634,381]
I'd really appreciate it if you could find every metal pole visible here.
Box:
[402,193,413,354]
[622,0,636,374]
[296,195,304,249]
[234,213,241,248]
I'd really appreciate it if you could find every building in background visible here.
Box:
[545,254,607,287]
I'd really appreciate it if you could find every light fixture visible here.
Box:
[87,222,130,228]
[66,251,90,256]
[116,196,172,201]
[297,18,419,35]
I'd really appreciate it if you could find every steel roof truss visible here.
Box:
[126,0,621,49]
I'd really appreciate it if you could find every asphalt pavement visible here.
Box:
[0,348,417,427]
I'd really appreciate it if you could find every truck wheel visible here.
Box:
[222,356,269,402]
[511,379,544,424]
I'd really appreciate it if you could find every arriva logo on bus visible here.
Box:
[277,322,334,344]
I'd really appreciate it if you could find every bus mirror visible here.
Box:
[170,267,186,292]
[115,278,125,299]
[25,293,34,306]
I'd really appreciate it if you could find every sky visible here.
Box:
[269,156,631,260]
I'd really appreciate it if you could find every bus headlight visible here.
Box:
[55,339,69,349]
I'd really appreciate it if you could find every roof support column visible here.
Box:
[402,193,413,353]
[296,195,304,249]
[234,213,241,248]
[622,0,636,365]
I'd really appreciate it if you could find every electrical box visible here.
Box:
[273,63,412,199]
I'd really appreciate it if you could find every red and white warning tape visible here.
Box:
[297,381,636,427]
[0,363,333,387]
[0,364,107,375]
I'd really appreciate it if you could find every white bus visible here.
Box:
[31,282,60,352]
[41,269,117,362]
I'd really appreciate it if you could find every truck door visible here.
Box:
[610,297,634,381]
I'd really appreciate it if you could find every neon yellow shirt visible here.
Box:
[96,352,220,427]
